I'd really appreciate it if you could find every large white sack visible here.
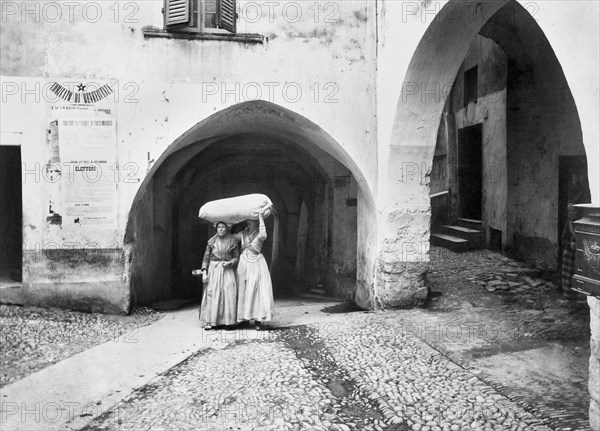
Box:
[198,194,273,224]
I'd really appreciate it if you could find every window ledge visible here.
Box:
[143,28,265,44]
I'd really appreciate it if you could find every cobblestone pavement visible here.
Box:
[3,248,591,430]
[80,314,554,431]
[0,305,162,387]
[77,247,590,431]
[414,247,591,431]
[425,247,589,349]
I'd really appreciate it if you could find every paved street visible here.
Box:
[77,248,590,431]
[0,305,160,387]
[1,247,591,431]
[79,313,552,431]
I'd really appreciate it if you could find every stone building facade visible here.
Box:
[1,0,599,427]
[0,0,596,299]
[0,0,597,306]
[431,33,591,266]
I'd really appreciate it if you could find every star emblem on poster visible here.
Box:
[50,82,114,104]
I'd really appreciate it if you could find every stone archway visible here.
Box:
[381,0,590,306]
[124,101,376,309]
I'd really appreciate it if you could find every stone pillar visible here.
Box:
[376,143,432,309]
[376,205,429,309]
[590,297,600,431]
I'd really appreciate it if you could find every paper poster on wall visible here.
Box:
[42,80,120,248]
[57,115,117,229]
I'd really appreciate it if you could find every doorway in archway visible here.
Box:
[425,1,590,266]
[458,124,482,221]
[124,102,368,309]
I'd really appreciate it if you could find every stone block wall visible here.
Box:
[590,297,600,431]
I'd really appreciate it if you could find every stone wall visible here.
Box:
[377,1,598,307]
[433,25,589,268]
[434,34,508,246]
[0,0,598,313]
[0,0,377,312]
[589,297,600,430]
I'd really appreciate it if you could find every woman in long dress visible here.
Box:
[199,221,240,330]
[234,207,274,330]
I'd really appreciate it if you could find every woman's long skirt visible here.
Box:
[199,262,237,326]
[237,251,274,322]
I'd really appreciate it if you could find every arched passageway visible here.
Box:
[390,0,590,273]
[386,3,596,427]
[124,101,374,308]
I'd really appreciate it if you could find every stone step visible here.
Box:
[456,218,483,231]
[442,225,484,248]
[443,225,481,234]
[430,233,470,252]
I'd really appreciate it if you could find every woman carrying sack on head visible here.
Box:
[234,205,274,330]
[199,221,240,330]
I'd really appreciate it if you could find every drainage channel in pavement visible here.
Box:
[277,325,399,430]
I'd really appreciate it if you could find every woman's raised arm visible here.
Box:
[258,213,267,241]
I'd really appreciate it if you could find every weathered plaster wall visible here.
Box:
[125,179,157,307]
[355,185,377,309]
[503,19,587,268]
[436,35,508,246]
[378,0,599,205]
[0,0,377,311]
[453,37,507,241]
[0,76,130,312]
[1,0,598,313]
[431,107,450,197]
[426,4,588,269]
[377,0,598,307]
[332,175,358,273]
[329,174,358,299]
[375,0,506,309]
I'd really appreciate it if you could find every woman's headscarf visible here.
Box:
[213,221,231,230]
[207,221,236,250]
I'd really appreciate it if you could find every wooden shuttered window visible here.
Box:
[165,0,190,26]
[164,0,236,33]
[217,0,236,33]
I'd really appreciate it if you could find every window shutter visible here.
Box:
[165,0,190,26]
[218,0,236,33]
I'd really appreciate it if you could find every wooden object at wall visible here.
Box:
[573,204,600,298]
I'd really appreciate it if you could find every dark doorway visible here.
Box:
[458,125,483,220]
[0,146,23,282]
[489,227,502,252]
[464,66,478,107]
